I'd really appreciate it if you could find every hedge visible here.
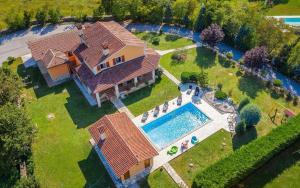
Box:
[181,72,199,83]
[193,114,300,188]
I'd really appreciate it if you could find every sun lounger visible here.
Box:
[163,101,169,112]
[177,95,182,106]
[153,106,160,117]
[187,85,192,95]
[141,112,149,122]
[194,87,200,97]
[167,146,178,155]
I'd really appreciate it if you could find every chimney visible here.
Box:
[100,133,106,141]
[102,42,109,56]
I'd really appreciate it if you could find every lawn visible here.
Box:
[242,139,300,188]
[0,0,100,29]
[122,75,181,116]
[138,168,178,188]
[170,130,233,187]
[134,32,195,51]
[267,0,300,15]
[8,59,116,188]
[160,47,300,137]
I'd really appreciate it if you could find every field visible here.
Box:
[267,0,300,15]
[0,0,100,29]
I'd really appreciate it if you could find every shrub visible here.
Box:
[7,56,16,64]
[226,51,233,59]
[293,96,299,106]
[151,37,160,45]
[240,104,261,127]
[198,71,208,88]
[217,83,223,90]
[273,79,282,87]
[215,90,227,100]
[181,72,198,83]
[286,91,293,101]
[244,46,268,69]
[193,115,300,188]
[155,67,163,79]
[235,121,245,134]
[237,97,250,112]
[15,175,39,188]
[171,50,187,63]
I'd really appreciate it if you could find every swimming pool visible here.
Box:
[283,17,300,26]
[141,102,209,150]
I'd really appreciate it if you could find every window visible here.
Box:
[113,55,125,65]
[97,62,108,71]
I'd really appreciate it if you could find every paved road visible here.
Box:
[0,24,75,63]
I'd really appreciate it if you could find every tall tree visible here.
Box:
[0,103,35,177]
[35,8,47,25]
[0,67,23,106]
[235,24,256,51]
[194,4,206,32]
[48,8,61,24]
[23,10,31,28]
[200,23,224,47]
[164,3,173,24]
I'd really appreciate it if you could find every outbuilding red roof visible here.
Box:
[75,48,160,93]
[41,49,69,68]
[89,112,158,177]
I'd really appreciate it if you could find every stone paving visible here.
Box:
[163,163,188,188]
[111,97,135,119]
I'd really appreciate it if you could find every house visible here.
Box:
[89,112,158,184]
[28,21,160,107]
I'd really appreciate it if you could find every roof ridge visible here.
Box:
[28,30,78,44]
[106,113,139,163]
[98,22,126,46]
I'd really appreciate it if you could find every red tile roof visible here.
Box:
[28,30,81,61]
[75,48,160,94]
[41,49,69,68]
[74,21,145,68]
[89,112,158,177]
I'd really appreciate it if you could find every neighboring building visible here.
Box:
[89,112,158,184]
[28,21,160,107]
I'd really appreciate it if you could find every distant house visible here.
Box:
[28,21,160,107]
[89,112,158,184]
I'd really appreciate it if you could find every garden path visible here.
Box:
[163,163,188,188]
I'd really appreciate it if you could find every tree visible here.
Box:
[0,103,35,177]
[235,24,256,51]
[164,3,173,24]
[0,67,23,106]
[102,0,113,14]
[23,10,31,28]
[93,4,105,20]
[194,4,207,32]
[48,8,61,24]
[5,13,24,31]
[237,97,250,112]
[197,70,208,88]
[35,8,47,25]
[200,23,224,47]
[240,104,261,127]
[287,41,300,81]
[244,46,268,69]
[173,0,188,24]
[111,0,129,21]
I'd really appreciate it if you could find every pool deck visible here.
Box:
[132,84,232,172]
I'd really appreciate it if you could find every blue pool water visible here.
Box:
[284,18,300,26]
[142,103,209,149]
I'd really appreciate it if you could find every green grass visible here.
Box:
[0,0,100,29]
[138,168,178,188]
[160,47,300,137]
[122,75,181,116]
[267,0,300,15]
[170,130,233,187]
[134,32,195,50]
[9,59,116,187]
[242,137,300,188]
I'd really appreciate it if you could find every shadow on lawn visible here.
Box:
[238,74,264,99]
[17,64,116,128]
[78,149,113,188]
[242,139,300,188]
[195,47,216,69]
[232,127,258,150]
